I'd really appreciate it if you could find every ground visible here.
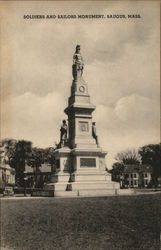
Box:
[1,194,161,250]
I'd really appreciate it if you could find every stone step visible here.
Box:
[74,175,106,182]
[50,173,70,183]
[46,180,120,192]
[78,189,135,197]
[54,190,78,197]
[72,181,116,190]
[45,182,69,191]
[73,173,109,182]
[46,188,135,197]
[54,189,118,197]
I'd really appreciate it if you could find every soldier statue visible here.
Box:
[92,122,99,146]
[72,45,84,80]
[60,120,68,147]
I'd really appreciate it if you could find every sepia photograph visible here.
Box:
[0,1,160,249]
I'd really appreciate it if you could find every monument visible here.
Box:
[46,45,120,197]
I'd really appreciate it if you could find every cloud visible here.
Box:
[93,94,160,166]
[2,91,66,147]
[115,94,159,127]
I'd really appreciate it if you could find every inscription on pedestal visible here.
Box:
[79,121,89,132]
[80,158,96,167]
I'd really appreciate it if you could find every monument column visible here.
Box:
[64,45,97,149]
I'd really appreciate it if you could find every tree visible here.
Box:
[139,143,161,186]
[0,139,17,167]
[27,147,44,172]
[0,139,32,186]
[13,140,32,186]
[110,162,124,182]
[115,148,141,165]
[27,147,44,187]
[43,147,56,173]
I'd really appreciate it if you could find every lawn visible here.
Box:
[1,194,161,250]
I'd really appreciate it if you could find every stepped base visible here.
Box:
[72,181,119,190]
[50,172,70,183]
[72,171,112,182]
[45,182,69,191]
[51,188,135,197]
[45,169,120,197]
[54,189,116,197]
[46,179,120,196]
[54,190,78,197]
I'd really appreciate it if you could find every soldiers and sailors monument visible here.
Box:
[46,45,120,197]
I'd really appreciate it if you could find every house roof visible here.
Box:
[124,164,152,173]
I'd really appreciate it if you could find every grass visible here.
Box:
[1,194,161,250]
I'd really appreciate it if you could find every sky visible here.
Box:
[1,1,160,168]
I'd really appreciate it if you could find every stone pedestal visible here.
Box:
[46,147,71,193]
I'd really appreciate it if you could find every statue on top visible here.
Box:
[72,45,84,80]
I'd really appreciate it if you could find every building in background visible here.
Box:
[0,163,15,188]
[25,164,52,188]
[121,165,152,188]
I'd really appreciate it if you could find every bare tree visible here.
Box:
[115,148,141,165]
